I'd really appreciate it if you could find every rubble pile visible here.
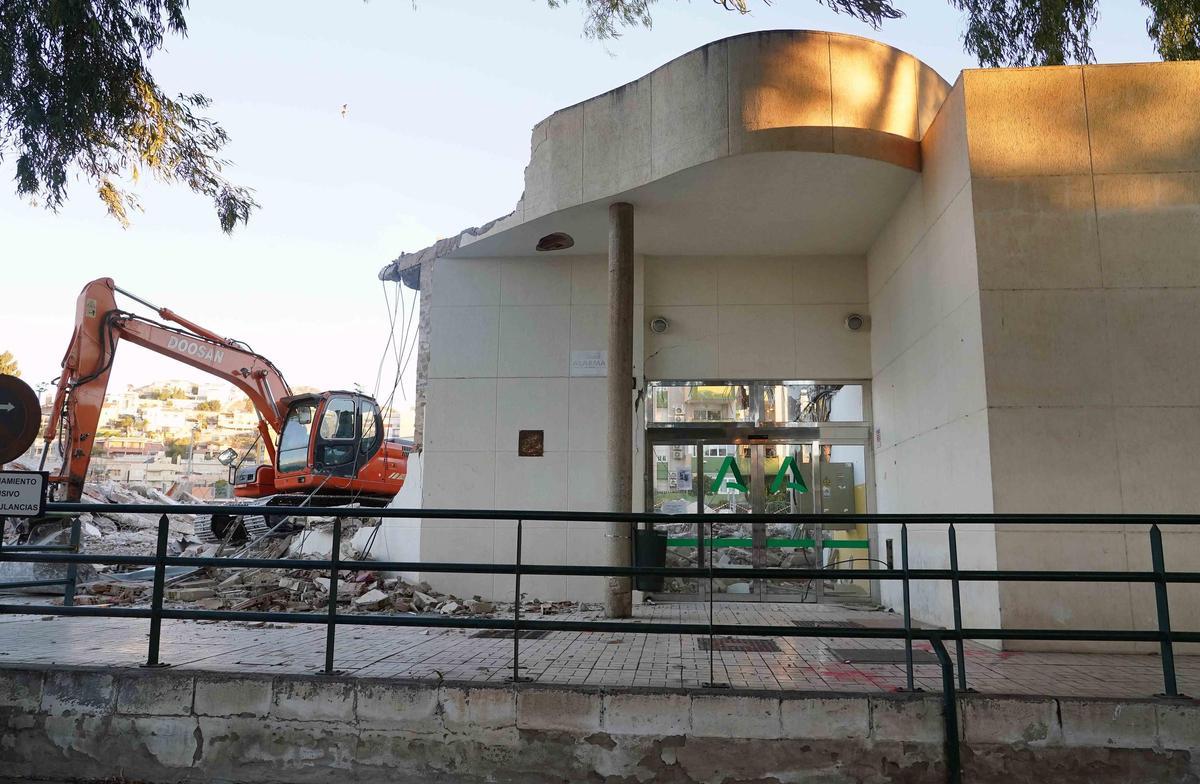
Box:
[156,567,507,616]
[42,479,596,617]
[658,522,818,594]
[1,458,199,556]
[0,463,597,615]
[81,556,590,619]
[74,480,199,555]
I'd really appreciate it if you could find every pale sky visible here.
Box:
[0,0,1158,412]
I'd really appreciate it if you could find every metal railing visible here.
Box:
[3,504,1200,784]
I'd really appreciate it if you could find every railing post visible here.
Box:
[703,519,727,689]
[62,515,82,607]
[931,636,963,784]
[708,519,715,686]
[901,523,915,692]
[142,514,170,668]
[324,517,342,675]
[1150,524,1179,697]
[508,519,531,683]
[947,524,968,692]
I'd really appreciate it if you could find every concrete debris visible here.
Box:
[659,521,819,594]
[166,586,216,601]
[73,549,599,619]
[1,470,598,617]
[0,463,205,593]
[412,591,438,612]
[0,527,98,594]
[80,563,596,620]
[353,589,389,610]
[78,480,198,542]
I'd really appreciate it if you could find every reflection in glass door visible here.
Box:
[810,443,873,602]
[650,444,700,595]
[762,443,818,599]
[647,439,872,602]
[759,442,873,600]
[704,444,755,597]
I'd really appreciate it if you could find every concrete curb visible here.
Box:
[1,664,1196,783]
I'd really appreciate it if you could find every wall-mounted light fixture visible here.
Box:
[649,316,670,334]
[536,232,575,252]
[844,313,867,332]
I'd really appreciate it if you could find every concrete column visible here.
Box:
[412,260,434,449]
[605,202,634,619]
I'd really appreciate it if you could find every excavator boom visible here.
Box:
[44,278,292,500]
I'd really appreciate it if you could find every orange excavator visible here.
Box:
[39,278,408,541]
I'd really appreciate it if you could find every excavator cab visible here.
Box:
[232,391,398,500]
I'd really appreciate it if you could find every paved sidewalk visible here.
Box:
[0,601,1194,697]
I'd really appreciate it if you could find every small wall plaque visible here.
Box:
[570,350,607,377]
[518,429,544,457]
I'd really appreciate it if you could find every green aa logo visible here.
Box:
[709,455,747,493]
[770,455,809,494]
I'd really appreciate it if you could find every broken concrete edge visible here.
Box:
[377,209,515,288]
[1,662,1196,749]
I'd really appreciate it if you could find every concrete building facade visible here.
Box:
[379,30,1200,648]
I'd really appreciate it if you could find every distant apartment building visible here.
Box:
[92,435,161,458]
[382,405,416,442]
[84,380,259,496]
[87,453,228,498]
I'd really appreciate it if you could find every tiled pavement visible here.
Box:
[0,601,1195,698]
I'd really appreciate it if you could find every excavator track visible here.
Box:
[194,509,275,544]
[192,493,388,544]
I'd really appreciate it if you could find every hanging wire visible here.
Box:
[372,280,403,400]
[392,286,419,401]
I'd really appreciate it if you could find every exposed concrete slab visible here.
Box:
[0,667,41,712]
[271,677,355,722]
[604,690,690,735]
[870,693,944,743]
[198,715,358,780]
[1058,698,1159,749]
[441,684,515,729]
[194,672,272,717]
[40,669,114,715]
[1155,701,1200,750]
[356,680,439,732]
[516,686,603,733]
[121,715,202,769]
[961,695,1060,746]
[691,693,782,739]
[116,671,194,716]
[780,693,870,739]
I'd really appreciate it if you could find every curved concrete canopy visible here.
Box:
[380,30,950,283]
[453,150,916,257]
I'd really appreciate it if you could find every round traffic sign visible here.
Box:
[0,375,41,465]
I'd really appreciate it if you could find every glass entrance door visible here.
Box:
[762,442,818,599]
[647,439,872,602]
[704,444,755,596]
[803,443,873,602]
[649,443,700,595]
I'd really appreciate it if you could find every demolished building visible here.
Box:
[376,29,1200,649]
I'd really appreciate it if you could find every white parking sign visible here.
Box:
[0,471,48,517]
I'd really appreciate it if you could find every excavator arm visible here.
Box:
[43,278,293,501]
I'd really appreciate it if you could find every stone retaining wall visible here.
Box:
[0,665,1196,783]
